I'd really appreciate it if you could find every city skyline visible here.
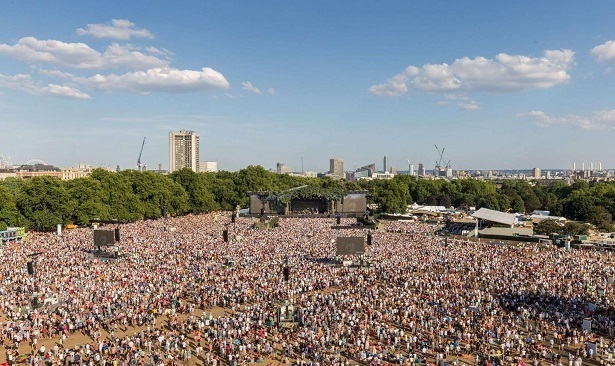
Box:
[1,1,615,172]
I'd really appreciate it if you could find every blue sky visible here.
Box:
[1,1,615,172]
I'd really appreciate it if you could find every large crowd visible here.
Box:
[0,213,614,366]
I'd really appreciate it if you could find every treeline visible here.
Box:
[0,166,355,231]
[361,176,615,231]
[1,166,614,231]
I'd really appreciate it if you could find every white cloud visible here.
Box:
[76,67,229,93]
[76,19,154,40]
[370,50,574,96]
[242,81,261,94]
[517,109,615,129]
[0,73,90,99]
[38,68,75,79]
[0,37,168,69]
[444,93,470,101]
[459,102,479,110]
[267,88,276,95]
[145,46,172,57]
[590,40,615,63]
[40,84,91,99]
[436,93,479,110]
[102,43,168,69]
[369,66,418,96]
[0,37,102,68]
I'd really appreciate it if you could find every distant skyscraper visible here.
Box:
[533,167,541,179]
[169,130,200,173]
[409,164,414,176]
[599,162,603,172]
[276,162,290,174]
[418,163,425,177]
[199,161,218,172]
[329,158,344,178]
[383,155,389,173]
[355,163,375,180]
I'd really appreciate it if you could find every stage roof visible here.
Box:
[471,208,516,226]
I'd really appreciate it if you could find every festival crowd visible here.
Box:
[0,213,614,366]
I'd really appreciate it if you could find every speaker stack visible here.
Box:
[223,229,229,242]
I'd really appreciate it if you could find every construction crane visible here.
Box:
[137,137,146,171]
[434,145,451,176]
[435,145,445,172]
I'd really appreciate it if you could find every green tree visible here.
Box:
[508,193,526,213]
[125,171,190,219]
[373,178,409,213]
[435,195,452,208]
[0,184,22,230]
[17,176,72,230]
[202,173,239,210]
[561,194,596,222]
[169,168,217,213]
[496,194,511,212]
[65,177,110,224]
[408,179,431,204]
[91,169,145,222]
[587,206,613,231]
[477,194,500,211]
[533,219,563,236]
[563,221,590,236]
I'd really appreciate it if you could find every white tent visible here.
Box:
[471,208,516,227]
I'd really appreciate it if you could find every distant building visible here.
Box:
[383,155,389,173]
[61,164,94,180]
[276,162,290,174]
[199,161,218,173]
[391,167,397,175]
[354,163,375,180]
[16,164,62,179]
[0,169,17,180]
[169,130,200,173]
[329,158,344,179]
[149,163,168,175]
[373,172,394,180]
[532,167,541,179]
[418,163,426,177]
[409,164,414,176]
